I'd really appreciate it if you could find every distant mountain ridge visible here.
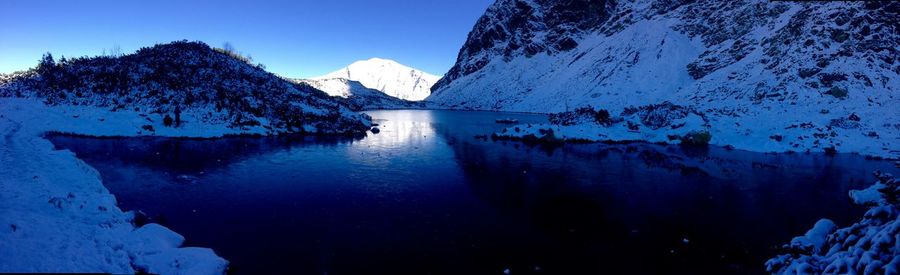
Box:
[313,58,440,101]
[428,0,899,157]
[295,78,427,111]
[0,40,371,135]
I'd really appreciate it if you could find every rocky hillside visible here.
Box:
[0,41,371,135]
[429,0,899,157]
[314,58,440,101]
[295,78,427,111]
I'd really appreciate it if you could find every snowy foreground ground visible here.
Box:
[767,171,900,274]
[0,98,231,274]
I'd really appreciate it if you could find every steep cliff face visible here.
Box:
[429,0,899,157]
[432,0,617,91]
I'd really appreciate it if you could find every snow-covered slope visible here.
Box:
[0,98,228,274]
[0,41,372,136]
[430,0,899,158]
[295,78,427,111]
[313,58,441,101]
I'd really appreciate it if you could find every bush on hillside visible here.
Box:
[679,131,712,146]
[0,40,368,134]
[549,106,612,126]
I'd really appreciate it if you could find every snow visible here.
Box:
[295,78,430,111]
[0,41,372,137]
[767,172,900,274]
[429,0,900,159]
[0,98,228,274]
[313,58,441,101]
[850,182,889,206]
[492,104,711,146]
[790,219,837,252]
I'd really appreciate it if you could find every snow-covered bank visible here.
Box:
[766,171,900,274]
[0,98,228,274]
[490,104,898,160]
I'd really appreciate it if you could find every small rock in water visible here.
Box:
[133,210,149,227]
[683,238,690,244]
[370,127,381,134]
[503,268,510,274]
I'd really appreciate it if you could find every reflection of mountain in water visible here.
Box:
[47,134,363,174]
[429,123,890,274]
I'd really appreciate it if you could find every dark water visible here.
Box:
[48,110,898,274]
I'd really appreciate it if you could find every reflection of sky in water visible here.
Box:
[344,110,448,194]
[347,110,443,169]
[360,110,440,150]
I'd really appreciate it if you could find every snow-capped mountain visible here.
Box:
[0,41,371,135]
[295,78,427,111]
[429,0,899,158]
[313,58,441,101]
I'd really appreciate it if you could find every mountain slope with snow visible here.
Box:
[0,41,372,136]
[429,0,899,158]
[313,58,441,101]
[295,78,427,111]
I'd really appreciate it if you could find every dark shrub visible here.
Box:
[548,106,596,126]
[827,86,848,99]
[798,68,820,78]
[621,102,693,130]
[174,105,182,127]
[594,109,611,126]
[680,131,712,146]
[547,106,613,127]
[163,114,174,127]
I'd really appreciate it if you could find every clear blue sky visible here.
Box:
[0,0,493,78]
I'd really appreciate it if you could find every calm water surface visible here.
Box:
[49,110,899,274]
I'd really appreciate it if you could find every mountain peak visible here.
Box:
[361,57,396,64]
[313,58,441,101]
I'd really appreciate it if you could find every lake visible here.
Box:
[48,110,899,274]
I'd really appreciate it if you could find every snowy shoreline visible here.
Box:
[0,98,235,274]
[1,96,896,273]
[767,171,900,274]
[487,104,899,160]
[492,123,899,161]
